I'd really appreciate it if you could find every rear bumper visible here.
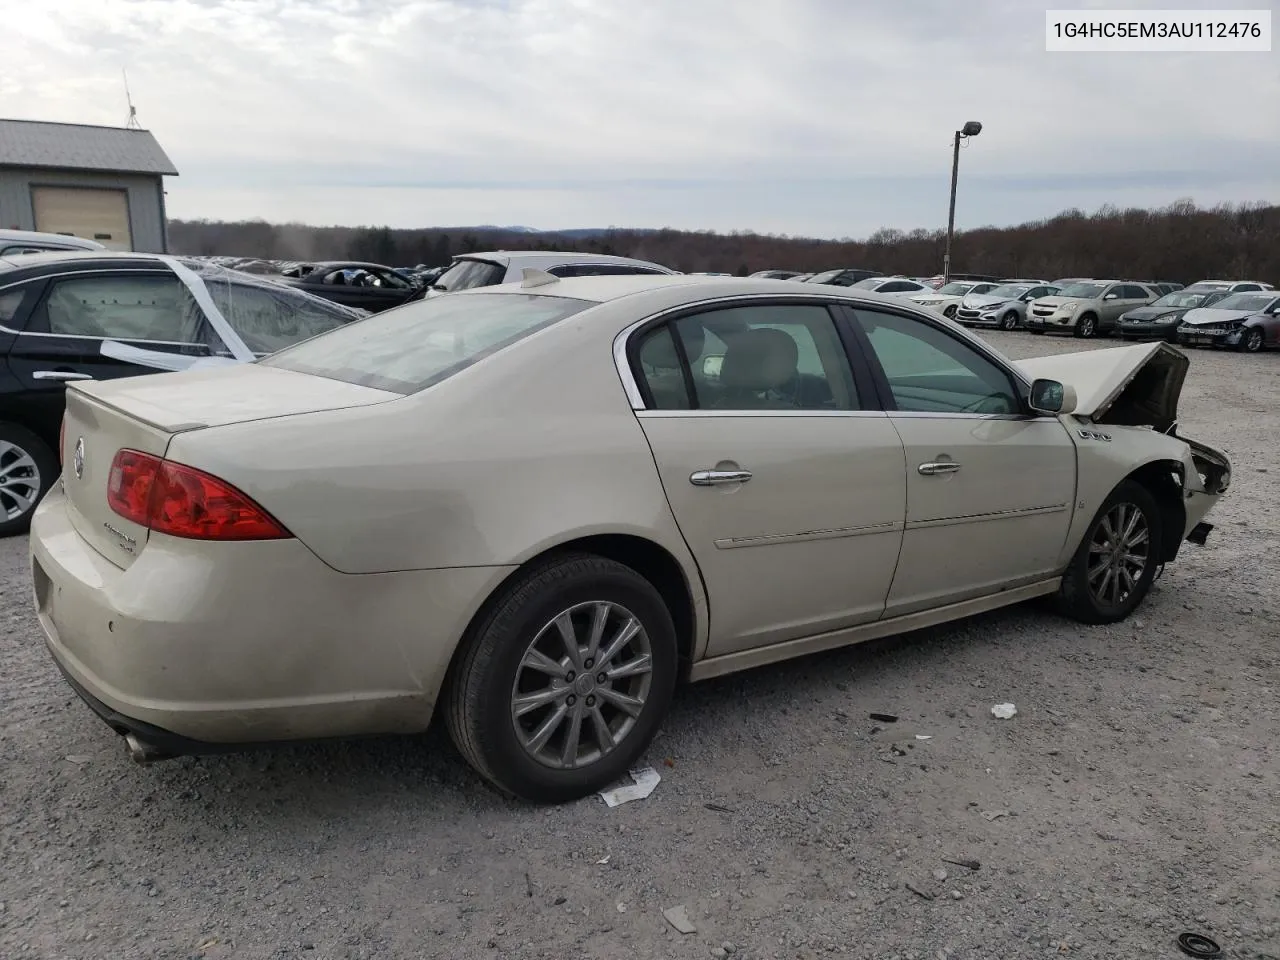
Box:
[30,483,512,746]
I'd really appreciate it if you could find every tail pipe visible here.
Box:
[123,732,174,765]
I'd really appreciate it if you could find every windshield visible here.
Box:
[1056,283,1106,299]
[935,282,975,295]
[1152,291,1211,308]
[433,258,507,291]
[1214,293,1276,312]
[262,292,592,394]
[986,284,1032,298]
[806,270,844,283]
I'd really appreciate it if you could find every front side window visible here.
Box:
[32,273,199,342]
[850,308,1021,415]
[632,303,859,411]
[262,292,592,394]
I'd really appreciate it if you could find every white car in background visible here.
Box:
[848,276,932,296]
[908,280,1001,319]
[32,274,1230,804]
[427,250,675,296]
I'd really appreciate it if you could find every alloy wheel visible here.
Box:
[510,601,654,770]
[1086,502,1150,607]
[0,441,42,523]
[1001,311,1018,330]
[1243,329,1263,352]
[1079,316,1096,337]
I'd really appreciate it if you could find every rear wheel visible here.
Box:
[1239,328,1264,353]
[1056,480,1162,624]
[445,553,678,803]
[0,424,57,537]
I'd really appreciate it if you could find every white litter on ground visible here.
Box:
[991,703,1018,719]
[598,767,661,807]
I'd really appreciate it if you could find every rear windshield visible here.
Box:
[261,292,592,394]
[433,258,507,291]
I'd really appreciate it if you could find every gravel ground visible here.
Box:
[1,331,1277,960]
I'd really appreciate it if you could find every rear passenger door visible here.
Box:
[6,269,214,441]
[627,300,907,657]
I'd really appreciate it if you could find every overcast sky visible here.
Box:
[1,0,1276,238]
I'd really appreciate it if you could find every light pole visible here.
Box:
[943,120,982,286]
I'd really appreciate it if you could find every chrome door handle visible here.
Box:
[33,370,93,381]
[690,469,753,486]
[918,461,961,476]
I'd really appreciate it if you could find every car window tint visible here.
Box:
[262,292,592,394]
[634,325,693,409]
[34,273,199,342]
[636,304,859,411]
[200,279,358,355]
[435,259,507,291]
[0,287,27,325]
[851,308,1020,415]
[878,281,915,293]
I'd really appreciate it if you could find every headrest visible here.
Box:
[719,328,798,392]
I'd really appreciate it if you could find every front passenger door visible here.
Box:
[843,305,1077,616]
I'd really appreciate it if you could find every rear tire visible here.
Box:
[0,423,57,537]
[445,553,678,804]
[1056,480,1163,625]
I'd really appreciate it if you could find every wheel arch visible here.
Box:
[444,532,705,692]
[1123,458,1186,563]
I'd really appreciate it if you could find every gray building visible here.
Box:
[0,118,178,253]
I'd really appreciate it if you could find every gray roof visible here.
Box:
[0,119,178,176]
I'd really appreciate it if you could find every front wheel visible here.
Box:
[943,305,958,319]
[0,424,58,537]
[445,553,678,803]
[1239,328,1264,353]
[1056,480,1163,625]
[999,311,1019,331]
[1075,314,1098,338]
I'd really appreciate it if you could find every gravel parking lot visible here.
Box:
[1,331,1277,960]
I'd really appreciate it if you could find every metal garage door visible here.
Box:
[31,187,133,251]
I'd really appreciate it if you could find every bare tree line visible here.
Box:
[167,198,1280,283]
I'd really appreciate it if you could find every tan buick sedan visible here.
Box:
[30,274,1231,802]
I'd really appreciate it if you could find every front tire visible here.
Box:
[1056,480,1163,625]
[445,553,678,803]
[999,311,1019,331]
[0,424,57,537]
[943,305,958,319]
[1239,328,1264,353]
[1075,314,1098,338]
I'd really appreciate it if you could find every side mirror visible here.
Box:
[1103,293,1119,300]
[1028,378,1077,416]
[702,355,724,379]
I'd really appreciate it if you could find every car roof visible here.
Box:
[0,250,171,274]
[305,261,394,270]
[0,228,104,249]
[456,250,673,270]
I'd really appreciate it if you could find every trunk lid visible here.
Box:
[61,364,399,568]
[1015,341,1188,433]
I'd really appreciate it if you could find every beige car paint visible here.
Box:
[29,276,1229,749]
[636,410,907,656]
[883,414,1077,616]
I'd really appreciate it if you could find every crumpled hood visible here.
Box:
[1120,306,1183,322]
[1180,307,1260,326]
[1016,341,1187,433]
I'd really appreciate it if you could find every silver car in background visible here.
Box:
[428,250,676,296]
[955,282,1062,330]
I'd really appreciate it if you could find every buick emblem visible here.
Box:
[73,437,85,480]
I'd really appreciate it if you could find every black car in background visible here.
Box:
[279,261,425,312]
[803,268,883,287]
[0,252,363,535]
[1117,289,1230,341]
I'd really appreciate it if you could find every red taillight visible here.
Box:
[106,449,290,541]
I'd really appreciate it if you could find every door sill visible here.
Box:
[688,578,1061,682]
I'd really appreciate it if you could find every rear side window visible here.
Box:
[30,273,199,342]
[262,292,592,394]
[434,258,507,291]
[201,280,357,354]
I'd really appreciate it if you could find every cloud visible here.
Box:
[1,0,1276,237]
